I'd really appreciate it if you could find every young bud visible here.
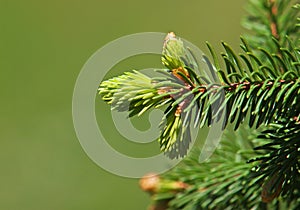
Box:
[139,173,189,194]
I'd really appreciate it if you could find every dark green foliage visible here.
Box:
[250,119,300,207]
[152,124,300,209]
[156,126,264,210]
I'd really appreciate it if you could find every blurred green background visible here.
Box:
[1,0,246,209]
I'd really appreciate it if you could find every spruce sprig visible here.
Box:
[98,0,300,208]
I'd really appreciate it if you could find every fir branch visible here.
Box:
[98,0,300,208]
[242,0,300,55]
[99,33,300,158]
[142,126,266,210]
[142,123,300,209]
[249,119,300,206]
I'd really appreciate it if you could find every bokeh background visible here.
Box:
[1,1,247,209]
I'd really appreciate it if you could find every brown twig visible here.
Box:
[269,0,280,40]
